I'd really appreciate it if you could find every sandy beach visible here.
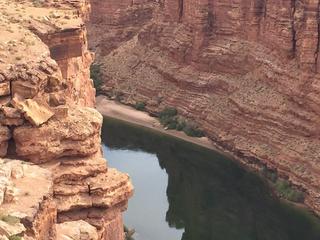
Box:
[95,95,220,152]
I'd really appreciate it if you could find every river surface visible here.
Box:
[101,117,320,240]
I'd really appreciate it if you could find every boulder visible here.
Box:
[12,98,54,127]
[1,107,21,119]
[56,220,98,240]
[13,107,102,163]
[3,185,18,203]
[0,83,10,97]
[0,220,25,238]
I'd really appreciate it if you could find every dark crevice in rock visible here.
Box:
[88,184,92,196]
[255,0,266,17]
[316,0,320,72]
[291,0,297,58]
[206,1,214,34]
[178,0,184,22]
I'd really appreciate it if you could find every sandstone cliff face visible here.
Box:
[88,0,320,215]
[0,0,133,239]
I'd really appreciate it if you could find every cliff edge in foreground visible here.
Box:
[0,0,133,239]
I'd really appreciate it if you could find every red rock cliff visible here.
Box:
[88,0,320,215]
[0,0,133,239]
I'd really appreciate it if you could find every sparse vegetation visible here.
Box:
[275,179,305,203]
[159,107,204,137]
[9,235,22,240]
[90,64,103,94]
[0,215,20,225]
[260,166,305,203]
[135,101,146,111]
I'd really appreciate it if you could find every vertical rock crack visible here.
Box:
[291,0,297,58]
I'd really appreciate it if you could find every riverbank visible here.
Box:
[96,95,223,153]
[96,95,314,212]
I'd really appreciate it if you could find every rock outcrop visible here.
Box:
[0,159,55,240]
[88,0,320,215]
[0,0,133,239]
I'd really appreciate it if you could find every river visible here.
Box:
[101,117,320,240]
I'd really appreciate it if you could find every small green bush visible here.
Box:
[135,101,146,111]
[176,119,186,131]
[182,124,204,137]
[166,118,178,129]
[159,107,177,119]
[275,180,305,203]
[90,64,103,94]
[159,107,178,126]
[158,107,204,137]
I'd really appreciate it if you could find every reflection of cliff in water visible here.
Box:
[102,117,320,240]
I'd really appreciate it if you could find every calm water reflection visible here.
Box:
[101,117,320,240]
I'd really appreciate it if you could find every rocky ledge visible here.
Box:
[0,0,133,239]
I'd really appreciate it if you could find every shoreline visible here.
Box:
[96,95,228,155]
[96,95,317,215]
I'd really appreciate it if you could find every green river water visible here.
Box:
[101,117,320,240]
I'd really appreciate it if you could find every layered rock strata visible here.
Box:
[0,0,133,239]
[88,0,320,214]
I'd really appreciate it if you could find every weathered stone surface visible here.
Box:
[0,83,10,97]
[3,185,19,203]
[56,220,99,240]
[1,107,21,119]
[51,155,108,184]
[54,168,133,212]
[0,220,25,238]
[0,159,56,240]
[57,204,128,240]
[13,107,102,163]
[0,126,10,157]
[0,97,11,107]
[12,98,54,127]
[0,118,24,126]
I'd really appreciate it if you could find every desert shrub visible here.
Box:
[9,235,22,240]
[182,123,204,137]
[0,215,20,225]
[176,119,186,131]
[159,107,177,119]
[275,180,305,203]
[159,107,178,126]
[90,64,103,94]
[166,118,178,129]
[135,101,146,111]
[158,107,204,137]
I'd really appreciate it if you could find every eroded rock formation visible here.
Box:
[0,0,133,239]
[88,0,320,215]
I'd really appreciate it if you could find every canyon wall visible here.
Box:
[0,0,132,239]
[88,0,320,215]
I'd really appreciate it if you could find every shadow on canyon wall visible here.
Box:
[101,117,320,240]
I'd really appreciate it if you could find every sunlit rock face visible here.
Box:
[88,0,320,215]
[0,0,133,239]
